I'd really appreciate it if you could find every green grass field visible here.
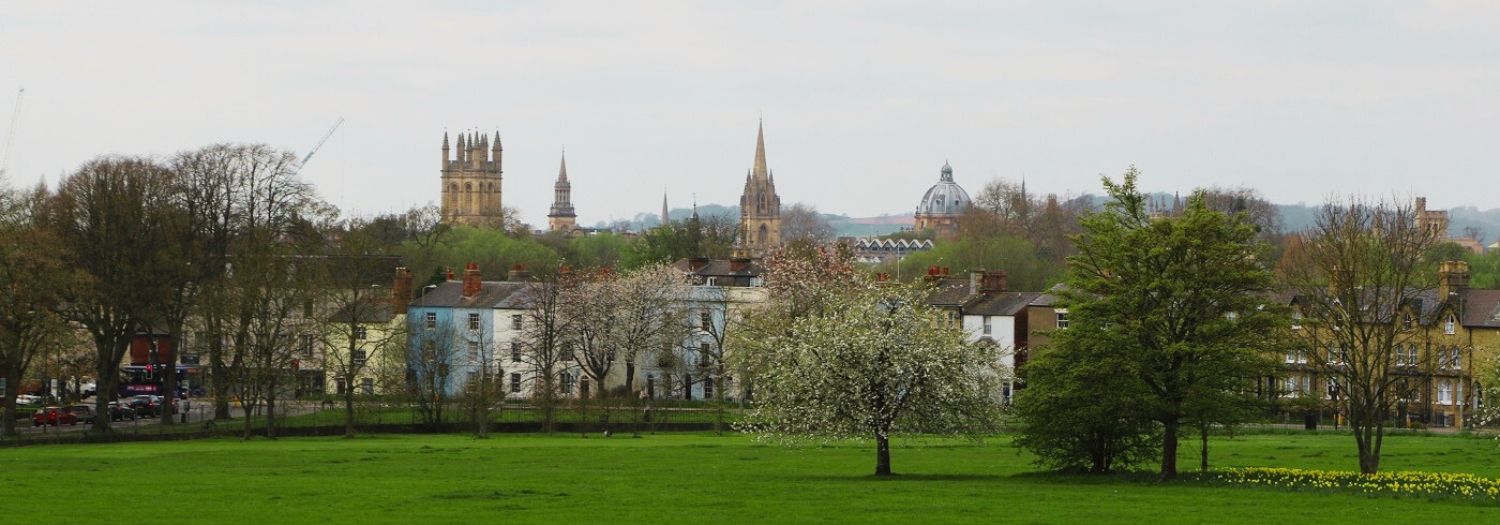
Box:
[2,431,1498,524]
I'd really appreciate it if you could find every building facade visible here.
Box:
[440,131,505,228]
[923,267,1038,404]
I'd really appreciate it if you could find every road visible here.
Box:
[8,398,312,436]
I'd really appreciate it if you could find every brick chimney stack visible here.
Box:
[730,257,751,272]
[392,266,413,315]
[462,263,482,298]
[1439,260,1470,298]
[509,263,530,281]
[981,271,1007,294]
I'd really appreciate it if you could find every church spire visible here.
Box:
[661,192,669,226]
[557,151,568,182]
[752,119,768,181]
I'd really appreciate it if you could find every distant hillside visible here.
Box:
[1276,202,1499,244]
[605,199,1500,246]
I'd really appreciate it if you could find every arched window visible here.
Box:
[465,183,474,209]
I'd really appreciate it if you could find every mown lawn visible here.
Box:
[1,431,1498,524]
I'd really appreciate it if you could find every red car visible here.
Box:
[33,406,78,427]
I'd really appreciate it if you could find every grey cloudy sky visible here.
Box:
[3,1,1498,227]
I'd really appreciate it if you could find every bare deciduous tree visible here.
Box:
[611,264,691,395]
[45,156,179,431]
[0,184,76,436]
[1281,197,1439,474]
[780,202,834,244]
[518,276,571,433]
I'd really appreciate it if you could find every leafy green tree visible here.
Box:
[429,226,560,279]
[1465,250,1500,289]
[1048,168,1283,480]
[1425,241,1469,264]
[886,234,1061,290]
[623,213,737,269]
[1013,338,1158,474]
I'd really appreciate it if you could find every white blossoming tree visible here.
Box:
[738,266,1006,476]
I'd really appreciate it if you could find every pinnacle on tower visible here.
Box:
[442,131,450,167]
[557,152,568,181]
[752,119,769,180]
[661,193,669,226]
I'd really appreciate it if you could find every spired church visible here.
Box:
[437,122,786,257]
[737,121,782,256]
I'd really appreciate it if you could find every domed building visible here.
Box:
[914,161,970,235]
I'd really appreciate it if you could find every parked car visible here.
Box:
[106,401,136,422]
[68,405,96,425]
[15,394,41,407]
[33,407,77,427]
[128,395,175,417]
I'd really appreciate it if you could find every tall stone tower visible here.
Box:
[440,130,504,228]
[738,121,781,255]
[547,153,578,233]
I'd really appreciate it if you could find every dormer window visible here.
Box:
[1445,314,1456,335]
[1291,309,1302,330]
[1402,313,1413,331]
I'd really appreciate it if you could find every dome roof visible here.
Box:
[916,162,970,216]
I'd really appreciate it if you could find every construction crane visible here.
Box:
[1,88,23,175]
[299,117,344,168]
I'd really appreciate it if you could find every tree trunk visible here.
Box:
[624,362,636,394]
[265,395,277,439]
[874,431,893,476]
[1,375,16,436]
[1351,403,1383,474]
[1160,420,1179,481]
[343,392,356,438]
[242,400,253,440]
[1199,424,1209,473]
[160,363,177,426]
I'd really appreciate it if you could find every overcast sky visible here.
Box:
[3,1,1498,227]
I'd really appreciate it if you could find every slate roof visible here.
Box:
[409,281,532,310]
[966,292,1041,316]
[670,259,765,279]
[1459,289,1500,328]
[924,277,972,307]
[921,277,1039,316]
[1029,284,1069,308]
